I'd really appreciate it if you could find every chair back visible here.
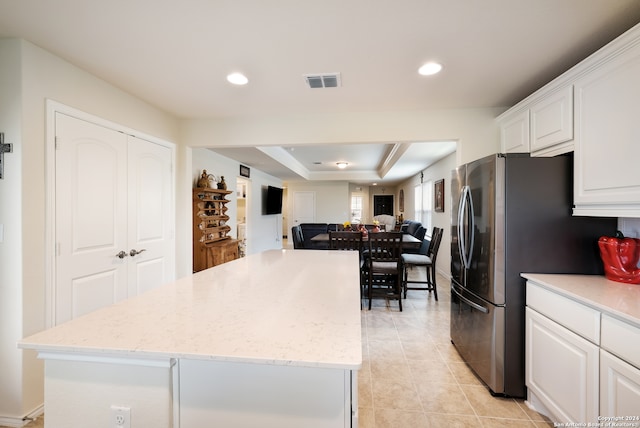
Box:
[428,227,444,262]
[329,231,363,251]
[291,225,305,249]
[367,231,403,263]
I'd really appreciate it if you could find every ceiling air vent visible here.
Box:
[304,73,341,89]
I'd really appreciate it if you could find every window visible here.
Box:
[351,195,363,224]
[415,180,433,236]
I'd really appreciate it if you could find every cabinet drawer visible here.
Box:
[527,282,600,344]
[601,315,640,369]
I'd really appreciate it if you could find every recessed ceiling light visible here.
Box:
[336,162,348,169]
[418,62,443,76]
[227,72,249,85]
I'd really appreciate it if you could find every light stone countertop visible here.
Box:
[521,273,640,327]
[20,249,362,370]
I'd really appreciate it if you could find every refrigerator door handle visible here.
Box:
[466,186,475,267]
[458,186,475,270]
[457,189,467,268]
[452,285,489,314]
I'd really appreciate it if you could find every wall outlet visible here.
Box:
[110,405,131,428]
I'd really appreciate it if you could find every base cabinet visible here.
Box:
[525,307,599,423]
[526,278,640,424]
[600,350,640,417]
[179,360,356,428]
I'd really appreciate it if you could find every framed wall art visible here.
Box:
[434,179,444,212]
[239,164,250,178]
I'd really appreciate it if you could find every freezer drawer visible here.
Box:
[450,283,505,395]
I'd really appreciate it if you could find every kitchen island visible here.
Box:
[20,249,362,428]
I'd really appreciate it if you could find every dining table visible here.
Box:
[311,231,422,251]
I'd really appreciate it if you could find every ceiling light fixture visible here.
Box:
[227,72,249,85]
[336,162,348,169]
[418,62,443,76]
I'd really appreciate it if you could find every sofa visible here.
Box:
[296,223,340,249]
[400,220,422,236]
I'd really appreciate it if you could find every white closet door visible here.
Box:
[127,135,174,296]
[55,114,175,324]
[55,113,128,324]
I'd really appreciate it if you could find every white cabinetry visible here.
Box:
[497,23,640,217]
[573,33,640,217]
[525,284,599,423]
[600,350,640,417]
[530,85,574,154]
[498,84,574,156]
[525,276,640,424]
[600,315,640,416]
[499,107,530,153]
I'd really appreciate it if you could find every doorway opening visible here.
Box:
[373,195,394,216]
[236,178,249,257]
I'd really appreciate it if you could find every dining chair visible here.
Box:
[291,225,305,249]
[401,227,443,300]
[330,231,366,309]
[366,231,404,311]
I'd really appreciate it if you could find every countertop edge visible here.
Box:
[521,273,640,328]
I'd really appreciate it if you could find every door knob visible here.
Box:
[129,248,147,257]
[115,250,128,259]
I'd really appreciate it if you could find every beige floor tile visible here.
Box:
[448,361,484,385]
[480,417,539,427]
[371,378,422,410]
[516,400,554,423]
[370,359,413,383]
[415,382,476,415]
[358,372,374,408]
[367,339,406,361]
[401,338,441,361]
[461,385,529,419]
[374,408,430,428]
[358,407,375,428]
[423,413,483,427]
[407,359,458,384]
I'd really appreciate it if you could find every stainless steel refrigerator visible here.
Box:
[450,153,616,398]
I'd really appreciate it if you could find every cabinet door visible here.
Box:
[574,39,640,216]
[530,85,573,155]
[526,307,599,423]
[499,108,530,153]
[600,350,640,417]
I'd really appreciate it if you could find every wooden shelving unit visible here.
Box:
[193,188,238,272]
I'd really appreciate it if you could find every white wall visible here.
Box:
[192,148,283,255]
[285,181,350,230]
[396,152,457,279]
[0,38,182,424]
[0,39,26,423]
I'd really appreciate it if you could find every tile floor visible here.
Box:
[359,271,553,428]
[9,250,553,428]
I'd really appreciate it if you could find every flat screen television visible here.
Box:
[264,185,283,215]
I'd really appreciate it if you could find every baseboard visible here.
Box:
[0,405,44,427]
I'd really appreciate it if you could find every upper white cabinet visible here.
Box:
[498,83,574,157]
[530,85,574,154]
[498,23,640,217]
[573,32,640,217]
[499,107,530,153]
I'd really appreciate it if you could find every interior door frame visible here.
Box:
[45,100,177,328]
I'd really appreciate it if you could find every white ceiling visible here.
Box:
[2,0,639,183]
